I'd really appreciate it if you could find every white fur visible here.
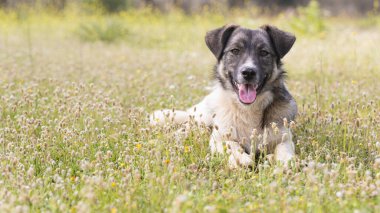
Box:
[150,83,295,168]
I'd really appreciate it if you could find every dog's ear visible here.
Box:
[261,25,296,59]
[205,24,239,61]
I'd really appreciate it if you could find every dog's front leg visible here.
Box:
[226,141,253,168]
[210,130,253,168]
[209,130,224,154]
[274,131,295,164]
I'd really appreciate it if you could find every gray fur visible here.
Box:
[208,25,297,130]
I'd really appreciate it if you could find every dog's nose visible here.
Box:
[241,68,256,80]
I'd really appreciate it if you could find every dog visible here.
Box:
[150,24,297,168]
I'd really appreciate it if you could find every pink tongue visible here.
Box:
[238,84,257,104]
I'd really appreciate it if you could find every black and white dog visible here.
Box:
[151,25,297,168]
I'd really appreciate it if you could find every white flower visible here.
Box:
[336,191,344,198]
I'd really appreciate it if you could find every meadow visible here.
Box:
[1,5,380,212]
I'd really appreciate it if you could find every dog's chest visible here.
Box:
[213,103,263,142]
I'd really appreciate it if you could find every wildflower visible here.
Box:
[111,182,116,187]
[270,122,276,130]
[27,167,35,177]
[374,158,380,169]
[70,207,77,213]
[336,191,343,198]
[111,208,117,213]
[289,121,296,129]
[283,118,288,128]
[204,205,216,212]
[136,143,142,150]
[184,146,190,153]
[212,181,218,190]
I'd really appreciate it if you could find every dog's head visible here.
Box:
[205,25,296,105]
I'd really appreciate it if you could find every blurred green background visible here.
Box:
[0,0,379,15]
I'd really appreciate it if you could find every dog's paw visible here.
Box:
[275,151,296,170]
[274,142,295,165]
[149,110,171,126]
[276,152,295,164]
[226,141,253,168]
[150,109,190,126]
[227,152,253,169]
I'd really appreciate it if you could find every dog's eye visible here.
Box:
[259,50,269,57]
[230,49,240,55]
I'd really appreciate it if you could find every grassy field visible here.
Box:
[1,7,380,212]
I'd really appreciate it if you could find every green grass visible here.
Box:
[1,8,380,212]
[75,18,129,43]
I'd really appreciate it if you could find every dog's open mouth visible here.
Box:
[233,82,257,104]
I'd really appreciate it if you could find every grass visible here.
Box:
[75,18,128,43]
[1,7,380,212]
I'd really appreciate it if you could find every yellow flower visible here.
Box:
[351,80,357,85]
[136,143,142,150]
[111,182,116,187]
[165,159,170,164]
[110,207,117,213]
[184,146,190,153]
[71,176,76,182]
[70,207,77,213]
